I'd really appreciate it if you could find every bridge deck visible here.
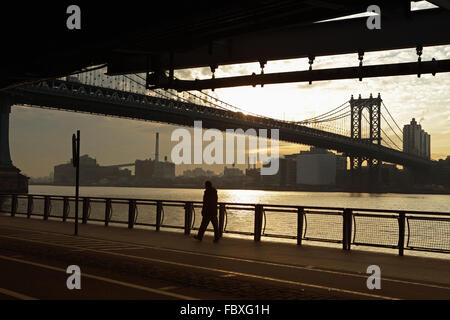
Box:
[0,215,449,299]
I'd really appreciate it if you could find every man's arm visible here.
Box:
[201,191,206,216]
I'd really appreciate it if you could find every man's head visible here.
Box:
[205,180,212,189]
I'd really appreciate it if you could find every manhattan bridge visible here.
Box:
[0,66,431,186]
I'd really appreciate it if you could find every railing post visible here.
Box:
[104,199,111,227]
[82,198,89,224]
[43,196,50,220]
[62,197,69,222]
[156,201,162,231]
[219,204,225,238]
[342,210,347,250]
[11,195,17,217]
[297,207,304,246]
[254,205,263,242]
[128,199,136,229]
[398,212,405,256]
[343,209,352,250]
[27,195,33,219]
[347,209,352,251]
[184,202,193,235]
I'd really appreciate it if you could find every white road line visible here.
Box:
[71,247,144,252]
[220,274,236,278]
[78,244,134,249]
[0,234,399,300]
[67,237,450,291]
[0,254,197,300]
[2,225,449,291]
[0,287,38,300]
[158,286,178,291]
[101,247,144,251]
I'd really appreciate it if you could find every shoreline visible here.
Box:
[29,183,450,196]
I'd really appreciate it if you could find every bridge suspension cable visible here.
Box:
[360,112,401,150]
[296,100,350,124]
[382,101,403,134]
[156,72,270,118]
[381,113,403,144]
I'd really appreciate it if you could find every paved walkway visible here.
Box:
[0,215,449,299]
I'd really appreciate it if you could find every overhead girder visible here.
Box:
[427,0,450,10]
[107,8,450,76]
[144,59,450,91]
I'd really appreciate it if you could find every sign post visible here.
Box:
[72,130,80,236]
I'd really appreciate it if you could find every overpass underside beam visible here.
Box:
[145,59,450,91]
[107,9,450,76]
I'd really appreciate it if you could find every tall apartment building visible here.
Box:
[403,118,430,159]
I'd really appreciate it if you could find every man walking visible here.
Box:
[194,181,220,242]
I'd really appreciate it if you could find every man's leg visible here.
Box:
[211,215,220,241]
[196,216,210,240]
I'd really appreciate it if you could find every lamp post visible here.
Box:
[72,130,80,235]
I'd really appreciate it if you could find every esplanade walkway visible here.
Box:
[0,213,449,300]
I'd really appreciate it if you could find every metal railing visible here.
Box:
[1,193,449,256]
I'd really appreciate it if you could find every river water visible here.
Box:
[30,185,450,211]
[28,185,450,259]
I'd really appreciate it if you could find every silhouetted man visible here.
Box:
[194,181,220,242]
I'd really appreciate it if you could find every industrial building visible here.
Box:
[134,132,175,185]
[182,168,215,178]
[54,155,132,185]
[54,133,174,186]
[403,118,430,159]
[223,165,244,177]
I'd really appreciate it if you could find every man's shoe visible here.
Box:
[213,238,220,243]
[194,235,202,241]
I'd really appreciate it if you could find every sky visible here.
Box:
[9,1,450,178]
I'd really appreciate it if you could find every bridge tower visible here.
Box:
[349,94,382,189]
[0,94,28,193]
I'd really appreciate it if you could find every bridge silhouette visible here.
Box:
[0,67,431,174]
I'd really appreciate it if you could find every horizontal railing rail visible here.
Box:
[0,193,449,256]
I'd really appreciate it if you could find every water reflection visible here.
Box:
[30,185,450,212]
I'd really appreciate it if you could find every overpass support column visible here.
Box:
[0,94,28,193]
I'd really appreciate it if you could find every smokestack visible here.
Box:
[155,132,159,162]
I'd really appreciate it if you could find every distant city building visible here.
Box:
[135,133,175,185]
[54,155,132,185]
[260,149,346,187]
[403,118,430,159]
[437,156,450,166]
[278,157,297,186]
[245,167,261,184]
[223,165,244,177]
[183,167,216,178]
[285,147,346,186]
[135,157,175,185]
[295,148,336,185]
[335,154,347,171]
[431,156,450,188]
